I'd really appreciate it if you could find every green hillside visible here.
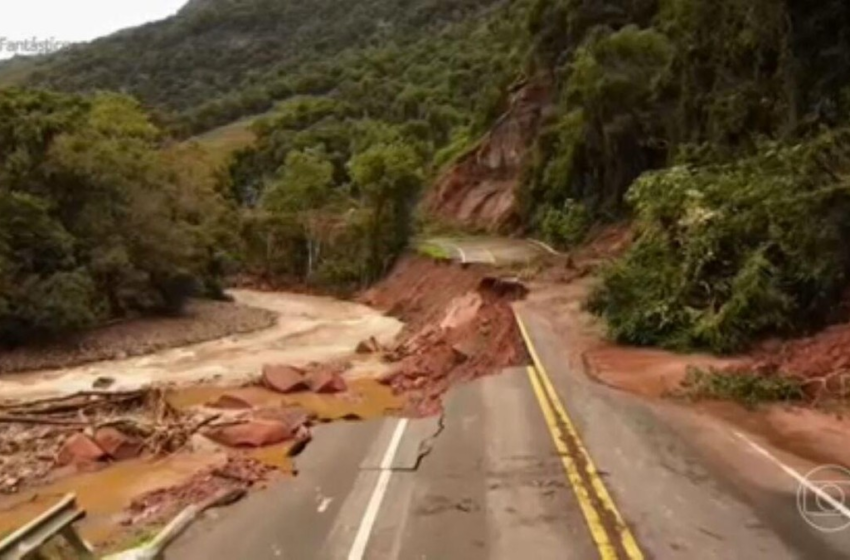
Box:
[3,0,850,356]
[2,0,507,134]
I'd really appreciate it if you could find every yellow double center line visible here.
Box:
[517,315,644,560]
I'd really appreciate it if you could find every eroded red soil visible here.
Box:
[363,256,529,415]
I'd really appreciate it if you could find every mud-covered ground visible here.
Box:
[520,226,850,469]
[0,300,277,375]
[0,271,530,554]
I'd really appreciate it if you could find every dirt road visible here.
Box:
[0,290,403,401]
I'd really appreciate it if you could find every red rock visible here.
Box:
[262,365,308,394]
[308,371,348,394]
[56,433,107,466]
[94,427,144,461]
[204,420,293,448]
[254,406,312,430]
[207,394,253,410]
[356,337,381,354]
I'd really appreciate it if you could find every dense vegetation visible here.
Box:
[0,0,509,135]
[0,0,527,345]
[0,89,236,345]
[4,0,850,356]
[228,5,526,286]
[519,0,850,352]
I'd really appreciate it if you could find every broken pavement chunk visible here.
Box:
[308,370,348,394]
[262,364,309,394]
[94,427,144,461]
[203,420,294,448]
[56,433,108,466]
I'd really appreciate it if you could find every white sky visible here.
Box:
[0,0,189,59]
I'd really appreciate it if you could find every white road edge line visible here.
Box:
[733,430,850,519]
[347,418,409,560]
[484,249,497,264]
[528,238,559,255]
[452,244,468,263]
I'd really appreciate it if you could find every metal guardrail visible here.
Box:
[0,494,93,560]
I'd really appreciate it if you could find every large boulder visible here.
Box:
[308,371,348,394]
[207,393,254,410]
[262,365,309,394]
[204,420,294,448]
[56,433,107,466]
[254,406,312,431]
[94,427,144,461]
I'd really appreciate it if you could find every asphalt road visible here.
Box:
[169,297,850,559]
[424,236,555,265]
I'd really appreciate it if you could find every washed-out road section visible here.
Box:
[170,299,850,558]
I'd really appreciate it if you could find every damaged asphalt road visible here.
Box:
[167,365,592,560]
[167,311,850,560]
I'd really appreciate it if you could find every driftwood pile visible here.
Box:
[0,389,219,493]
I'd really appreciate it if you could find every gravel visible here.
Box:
[0,300,277,375]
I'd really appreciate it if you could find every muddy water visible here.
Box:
[0,452,225,545]
[0,379,404,547]
[169,378,404,421]
[0,290,405,548]
[0,290,403,400]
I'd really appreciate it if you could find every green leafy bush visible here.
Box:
[680,367,805,407]
[590,131,850,353]
[537,199,591,248]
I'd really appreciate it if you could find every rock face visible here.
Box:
[425,80,551,232]
[94,427,144,461]
[56,434,108,466]
[204,420,295,448]
[262,365,309,394]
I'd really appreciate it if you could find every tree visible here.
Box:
[349,142,423,278]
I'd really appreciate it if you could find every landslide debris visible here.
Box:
[364,256,529,415]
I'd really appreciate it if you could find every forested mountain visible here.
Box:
[0,0,507,133]
[2,0,850,356]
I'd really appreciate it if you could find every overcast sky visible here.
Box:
[0,0,189,59]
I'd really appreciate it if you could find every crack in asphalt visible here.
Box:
[397,412,447,473]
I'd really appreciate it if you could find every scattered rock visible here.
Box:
[356,337,382,354]
[187,433,223,454]
[262,365,309,394]
[204,420,294,448]
[254,406,312,430]
[94,427,144,461]
[287,426,312,457]
[308,371,348,394]
[56,433,108,466]
[207,394,253,410]
[92,376,116,389]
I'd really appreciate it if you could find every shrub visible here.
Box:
[590,130,850,353]
[537,199,591,248]
[680,367,805,407]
